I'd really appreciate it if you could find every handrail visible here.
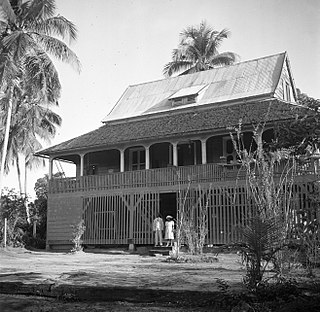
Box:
[48,160,317,194]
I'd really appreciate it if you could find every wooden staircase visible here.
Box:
[148,246,172,256]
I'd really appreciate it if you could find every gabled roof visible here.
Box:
[103,52,287,123]
[37,52,302,158]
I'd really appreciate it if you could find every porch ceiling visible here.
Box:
[37,100,306,157]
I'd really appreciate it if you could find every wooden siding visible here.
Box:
[274,59,295,102]
[47,195,83,247]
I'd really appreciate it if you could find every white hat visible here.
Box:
[166,215,173,220]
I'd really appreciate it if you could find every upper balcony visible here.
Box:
[49,163,244,194]
[48,160,317,194]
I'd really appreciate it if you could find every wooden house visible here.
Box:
[37,52,313,250]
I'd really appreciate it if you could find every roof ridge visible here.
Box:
[125,51,287,89]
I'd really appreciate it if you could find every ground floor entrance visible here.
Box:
[159,192,177,221]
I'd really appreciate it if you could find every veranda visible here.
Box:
[47,161,318,249]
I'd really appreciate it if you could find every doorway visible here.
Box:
[159,193,177,220]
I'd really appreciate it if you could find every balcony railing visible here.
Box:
[49,163,247,194]
[48,160,317,194]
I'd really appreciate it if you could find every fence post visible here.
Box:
[33,220,37,238]
[4,217,7,247]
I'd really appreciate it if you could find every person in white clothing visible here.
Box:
[153,214,164,246]
[165,215,175,247]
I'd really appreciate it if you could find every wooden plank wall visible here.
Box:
[47,194,83,247]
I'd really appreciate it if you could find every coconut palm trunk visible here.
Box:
[0,85,13,195]
[16,156,22,194]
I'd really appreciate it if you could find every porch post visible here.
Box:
[201,139,207,164]
[172,142,178,167]
[145,145,150,169]
[48,156,53,179]
[79,153,85,176]
[120,149,125,172]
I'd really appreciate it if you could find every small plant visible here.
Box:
[176,179,211,256]
[70,219,86,253]
[230,122,296,289]
[235,216,284,290]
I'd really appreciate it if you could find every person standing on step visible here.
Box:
[153,214,164,247]
[165,215,175,247]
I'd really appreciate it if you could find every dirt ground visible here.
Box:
[0,247,244,292]
[0,247,319,311]
[0,247,244,311]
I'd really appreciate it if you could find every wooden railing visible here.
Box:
[48,160,318,194]
[49,163,247,194]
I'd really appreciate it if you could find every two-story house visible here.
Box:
[37,52,312,250]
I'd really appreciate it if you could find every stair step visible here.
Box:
[152,246,172,250]
[149,248,171,256]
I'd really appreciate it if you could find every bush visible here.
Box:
[24,235,46,250]
[0,189,28,247]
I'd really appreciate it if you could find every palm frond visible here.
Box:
[209,52,239,67]
[163,59,193,77]
[2,30,38,60]
[23,50,61,104]
[30,15,78,43]
[25,0,56,21]
[32,33,81,72]
[0,0,16,23]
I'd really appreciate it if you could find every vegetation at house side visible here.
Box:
[0,172,63,249]
[274,90,320,156]
[0,0,80,211]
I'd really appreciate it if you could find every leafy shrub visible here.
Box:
[70,220,86,253]
[0,189,28,247]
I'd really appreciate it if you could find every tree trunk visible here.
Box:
[16,156,22,195]
[24,156,27,196]
[24,157,30,224]
[0,86,14,196]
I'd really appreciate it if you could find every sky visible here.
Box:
[4,0,320,198]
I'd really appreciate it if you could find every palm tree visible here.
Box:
[163,21,239,77]
[0,0,80,198]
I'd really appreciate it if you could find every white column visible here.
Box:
[145,146,150,169]
[201,139,207,164]
[48,157,54,179]
[172,142,178,167]
[120,149,125,172]
[80,153,85,176]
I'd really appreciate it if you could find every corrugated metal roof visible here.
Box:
[103,52,286,123]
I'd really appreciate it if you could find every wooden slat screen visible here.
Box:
[80,182,318,246]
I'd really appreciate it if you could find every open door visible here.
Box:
[159,192,177,220]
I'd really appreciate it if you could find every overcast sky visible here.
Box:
[4,0,320,198]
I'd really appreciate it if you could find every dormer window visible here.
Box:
[169,85,206,107]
